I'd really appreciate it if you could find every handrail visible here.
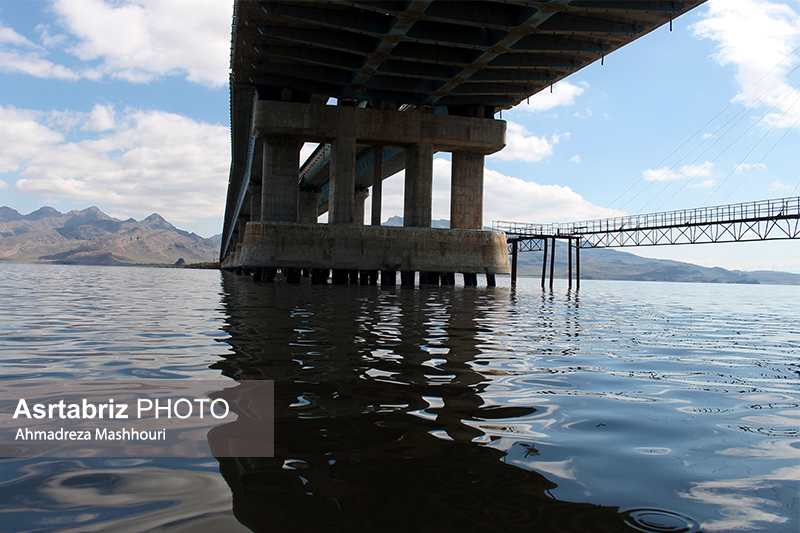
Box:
[494,196,800,237]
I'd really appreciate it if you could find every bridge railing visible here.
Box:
[495,196,800,237]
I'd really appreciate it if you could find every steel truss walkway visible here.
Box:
[492,196,800,287]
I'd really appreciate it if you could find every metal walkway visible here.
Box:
[493,196,800,287]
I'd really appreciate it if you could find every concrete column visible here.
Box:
[329,137,356,224]
[450,151,484,230]
[354,186,369,225]
[236,217,248,244]
[298,188,322,224]
[371,146,384,226]
[404,142,433,227]
[249,183,262,222]
[261,138,300,222]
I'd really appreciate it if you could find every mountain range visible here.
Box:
[1,207,797,284]
[0,206,219,266]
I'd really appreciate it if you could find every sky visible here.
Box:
[0,0,798,272]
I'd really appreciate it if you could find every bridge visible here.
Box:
[495,196,800,287]
[221,0,706,286]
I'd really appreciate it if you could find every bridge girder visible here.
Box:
[232,0,703,110]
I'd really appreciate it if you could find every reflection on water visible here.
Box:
[0,263,797,532]
[213,276,635,532]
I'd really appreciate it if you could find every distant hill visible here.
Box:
[509,240,800,285]
[382,216,800,285]
[0,206,217,266]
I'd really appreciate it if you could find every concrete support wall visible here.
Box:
[329,136,356,224]
[261,138,300,222]
[237,222,510,274]
[371,146,383,226]
[298,188,321,223]
[354,187,369,225]
[404,142,433,228]
[450,152,485,230]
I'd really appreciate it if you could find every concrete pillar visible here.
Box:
[236,217,248,243]
[261,138,300,222]
[298,188,321,224]
[249,183,262,222]
[404,142,433,228]
[450,152,484,230]
[354,186,369,225]
[329,137,356,224]
[371,146,384,226]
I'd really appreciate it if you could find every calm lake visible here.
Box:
[1,262,797,533]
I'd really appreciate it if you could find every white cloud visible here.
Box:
[0,21,89,80]
[517,81,587,113]
[0,179,7,190]
[0,22,37,47]
[643,161,715,181]
[570,155,581,163]
[0,106,64,173]
[35,24,68,48]
[372,158,621,225]
[489,122,556,162]
[482,167,620,223]
[689,179,716,189]
[52,0,231,87]
[692,0,800,128]
[769,178,793,191]
[735,162,767,173]
[84,104,115,131]
[5,104,230,222]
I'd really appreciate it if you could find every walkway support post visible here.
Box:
[541,238,548,289]
[511,239,518,287]
[568,237,573,289]
[549,237,555,289]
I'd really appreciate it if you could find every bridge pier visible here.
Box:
[221,100,510,286]
[261,138,300,223]
[298,188,321,224]
[404,142,433,228]
[371,146,384,226]
[354,186,369,226]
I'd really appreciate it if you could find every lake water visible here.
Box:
[0,262,798,533]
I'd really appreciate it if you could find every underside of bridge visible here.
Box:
[221,0,705,286]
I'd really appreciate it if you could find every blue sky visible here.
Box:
[1,0,798,272]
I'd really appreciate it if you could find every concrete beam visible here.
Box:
[253,100,506,154]
[236,222,511,274]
